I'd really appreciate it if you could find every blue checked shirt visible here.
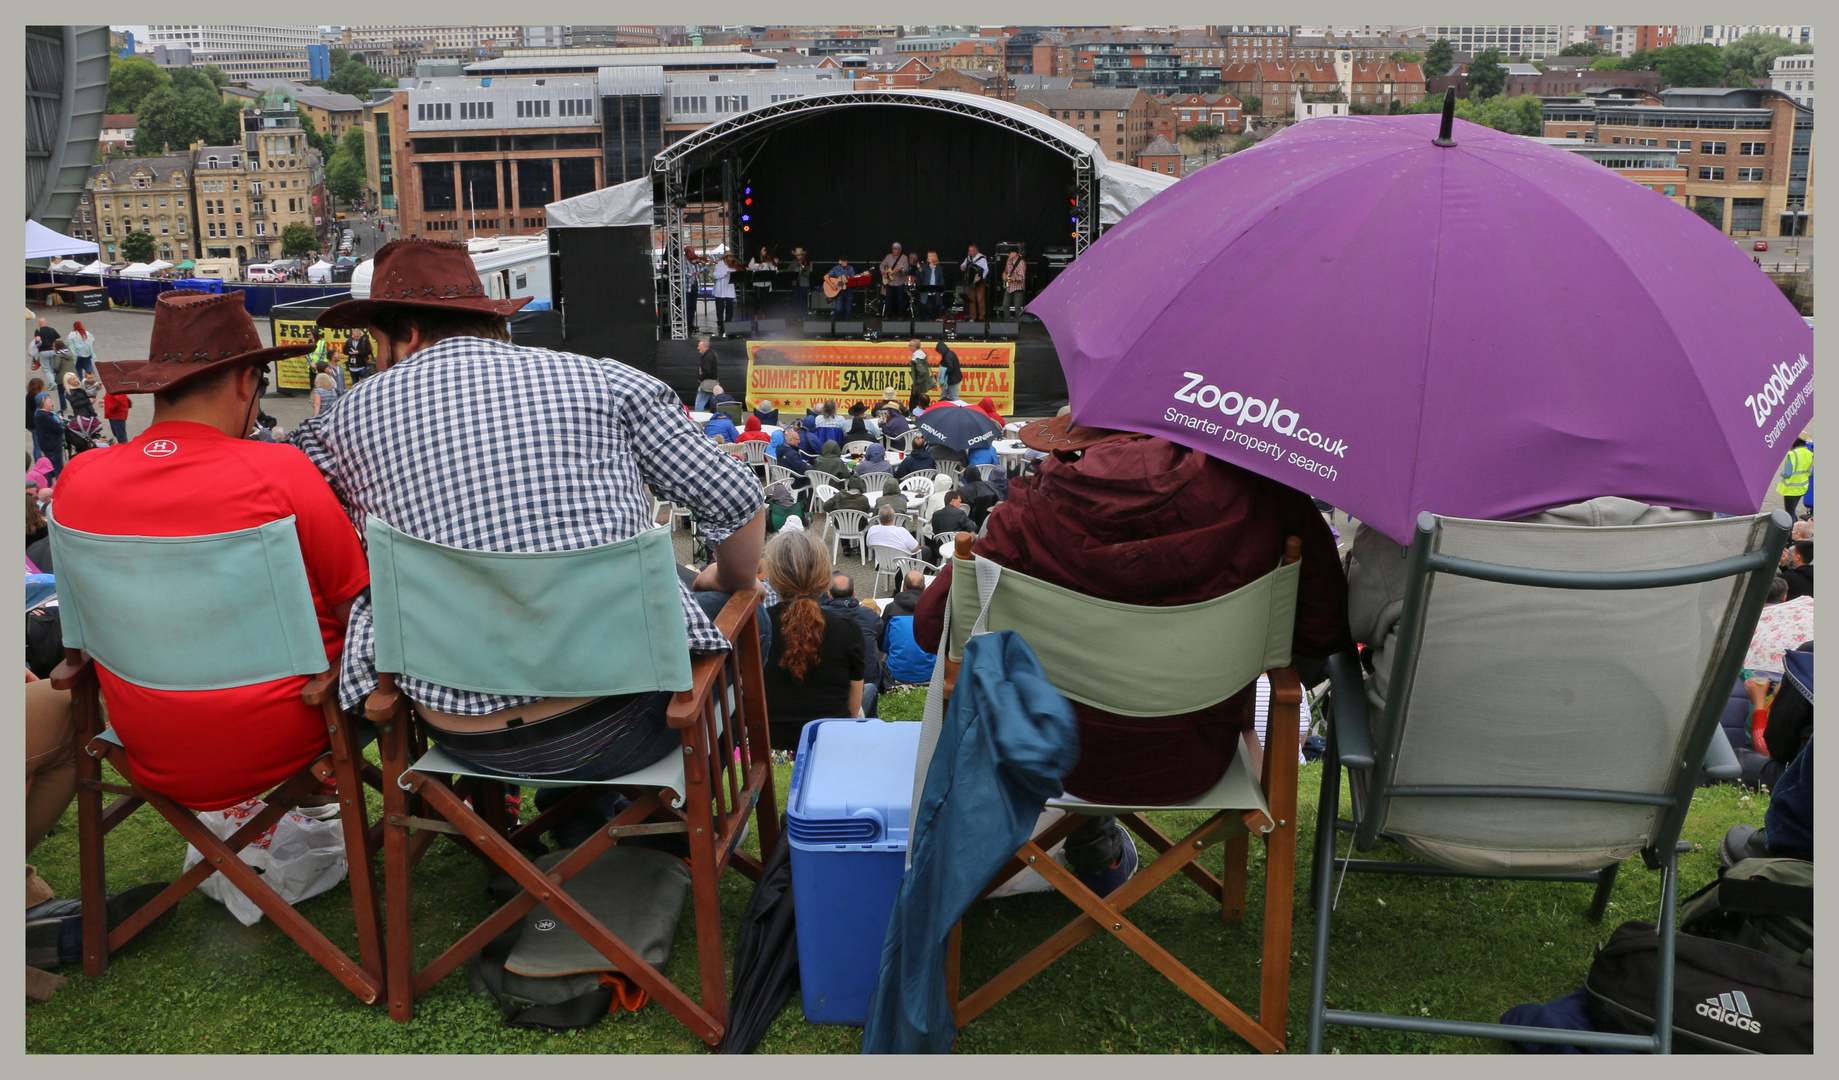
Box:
[288,335,764,714]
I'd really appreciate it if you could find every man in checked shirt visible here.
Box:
[289,238,767,840]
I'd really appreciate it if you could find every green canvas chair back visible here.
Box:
[715,401,746,425]
[364,517,692,700]
[1365,511,1786,874]
[946,553,1300,717]
[47,510,328,691]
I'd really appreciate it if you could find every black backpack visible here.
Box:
[1585,860,1813,1055]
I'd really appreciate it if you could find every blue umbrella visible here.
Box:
[915,404,1002,453]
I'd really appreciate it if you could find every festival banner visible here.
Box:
[270,317,373,391]
[744,340,1016,415]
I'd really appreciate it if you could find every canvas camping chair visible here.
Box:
[715,401,747,426]
[1306,510,1790,1054]
[362,518,777,1046]
[45,511,385,1004]
[930,532,1304,1054]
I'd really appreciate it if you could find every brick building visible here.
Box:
[1135,134,1183,177]
[191,87,328,262]
[1218,62,1339,115]
[98,114,137,155]
[1504,69,1664,98]
[936,40,1007,72]
[1018,88,1178,163]
[1162,92,1243,133]
[75,154,195,263]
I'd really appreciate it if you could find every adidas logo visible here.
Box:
[1696,990,1762,1034]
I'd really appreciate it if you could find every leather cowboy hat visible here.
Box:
[1015,410,1146,455]
[97,290,310,395]
[315,237,533,329]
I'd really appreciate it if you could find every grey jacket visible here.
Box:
[1346,497,1713,718]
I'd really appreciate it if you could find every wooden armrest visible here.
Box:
[666,585,765,729]
[1266,664,1304,706]
[49,648,91,691]
[301,668,337,707]
[364,671,403,725]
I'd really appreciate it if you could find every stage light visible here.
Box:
[743,225,751,232]
[742,214,751,222]
[744,197,753,205]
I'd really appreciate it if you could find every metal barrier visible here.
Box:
[25,272,349,315]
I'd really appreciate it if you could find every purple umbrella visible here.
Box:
[1032,104,1814,544]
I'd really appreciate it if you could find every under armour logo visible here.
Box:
[143,439,178,457]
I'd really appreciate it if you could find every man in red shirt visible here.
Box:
[101,386,131,446]
[52,290,369,811]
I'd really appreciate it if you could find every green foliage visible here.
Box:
[325,148,366,204]
[1348,102,1380,115]
[1692,197,1725,230]
[1227,134,1259,153]
[1389,51,1420,63]
[213,102,246,146]
[167,67,219,95]
[322,56,388,98]
[328,47,351,69]
[1388,98,1404,115]
[281,222,318,256]
[1589,56,1627,71]
[1532,61,1548,73]
[1559,42,1601,57]
[1180,123,1226,141]
[341,126,367,170]
[1423,38,1454,78]
[1623,50,1659,71]
[1652,43,1727,88]
[1460,94,1544,136]
[106,56,171,114]
[1467,48,1506,100]
[118,229,157,263]
[296,107,338,160]
[1240,93,1260,115]
[132,86,232,154]
[200,64,230,88]
[1722,33,1812,80]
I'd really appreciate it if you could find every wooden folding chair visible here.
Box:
[363,518,777,1046]
[933,532,1304,1053]
[47,512,384,1004]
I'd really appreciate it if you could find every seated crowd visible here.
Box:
[21,240,1814,1006]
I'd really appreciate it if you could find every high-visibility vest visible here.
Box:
[1776,445,1813,497]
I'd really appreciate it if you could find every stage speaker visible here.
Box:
[985,321,1020,338]
[880,320,914,337]
[803,320,833,337]
[832,321,865,337]
[913,321,946,337]
[754,318,787,335]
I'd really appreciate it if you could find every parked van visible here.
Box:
[190,258,238,280]
[244,263,286,283]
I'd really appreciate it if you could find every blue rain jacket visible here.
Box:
[861,629,1078,1053]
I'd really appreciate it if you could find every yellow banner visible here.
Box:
[272,318,373,391]
[744,340,1015,415]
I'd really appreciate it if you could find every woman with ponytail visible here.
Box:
[760,528,865,750]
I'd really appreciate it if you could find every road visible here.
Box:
[1739,235,1813,272]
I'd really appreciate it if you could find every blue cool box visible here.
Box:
[787,718,921,1025]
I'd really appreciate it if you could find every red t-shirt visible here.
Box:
[53,421,369,810]
[102,392,132,420]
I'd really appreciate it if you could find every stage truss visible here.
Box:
[653,91,1098,340]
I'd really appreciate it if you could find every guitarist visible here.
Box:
[824,255,856,320]
[960,244,990,322]
[878,242,912,320]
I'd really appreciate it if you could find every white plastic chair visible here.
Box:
[823,508,870,562]
[973,463,997,481]
[809,482,838,509]
[843,440,875,456]
[883,429,915,454]
[934,459,966,483]
[868,542,933,596]
[900,474,938,498]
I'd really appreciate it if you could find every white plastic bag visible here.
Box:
[181,798,349,927]
[985,809,1071,898]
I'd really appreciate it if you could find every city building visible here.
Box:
[1288,30,1429,61]
[935,40,1007,72]
[1162,92,1243,133]
[1076,38,1223,96]
[464,46,776,78]
[1770,53,1815,110]
[341,25,525,50]
[1017,88,1178,163]
[919,68,1072,98]
[1135,134,1183,176]
[1212,26,1296,64]
[192,86,327,262]
[1219,60,1422,114]
[662,69,851,132]
[140,44,320,84]
[98,114,137,155]
[1403,25,1590,61]
[1294,91,1349,121]
[1505,68,1664,98]
[1533,138,1688,205]
[1609,25,1678,57]
[283,83,367,146]
[140,24,323,52]
[1545,87,1812,237]
[1688,26,1813,48]
[78,153,194,262]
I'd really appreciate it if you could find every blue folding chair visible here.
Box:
[362,517,777,1044]
[47,510,384,1004]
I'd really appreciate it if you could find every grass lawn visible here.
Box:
[25,687,1767,1054]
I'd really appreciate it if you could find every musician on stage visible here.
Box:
[791,248,812,315]
[826,255,857,320]
[713,252,740,335]
[915,250,946,320]
[879,242,912,320]
[1001,245,1027,320]
[747,247,778,319]
[748,246,778,271]
[960,244,990,321]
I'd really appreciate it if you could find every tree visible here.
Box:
[168,67,220,95]
[1180,123,1225,141]
[1692,197,1724,231]
[200,63,229,88]
[281,222,317,257]
[1241,93,1261,115]
[1389,50,1420,63]
[106,55,171,113]
[1468,48,1506,100]
[1423,38,1454,78]
[325,148,366,204]
[1652,44,1726,88]
[340,126,366,170]
[1623,50,1659,71]
[1228,134,1259,153]
[1559,42,1601,57]
[322,56,388,98]
[212,101,245,146]
[132,85,228,154]
[118,229,157,263]
[1589,56,1627,71]
[1460,94,1544,136]
[296,107,337,160]
[1722,32,1811,81]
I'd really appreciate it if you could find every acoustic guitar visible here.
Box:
[823,271,871,298]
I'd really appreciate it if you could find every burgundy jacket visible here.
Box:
[915,435,1350,805]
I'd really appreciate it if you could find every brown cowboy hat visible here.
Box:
[97,290,311,395]
[315,237,533,330]
[1015,410,1147,454]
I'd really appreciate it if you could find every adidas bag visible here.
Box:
[1583,921,1812,1053]
[468,845,691,1029]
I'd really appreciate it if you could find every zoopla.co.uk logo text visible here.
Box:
[1173,372,1348,457]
